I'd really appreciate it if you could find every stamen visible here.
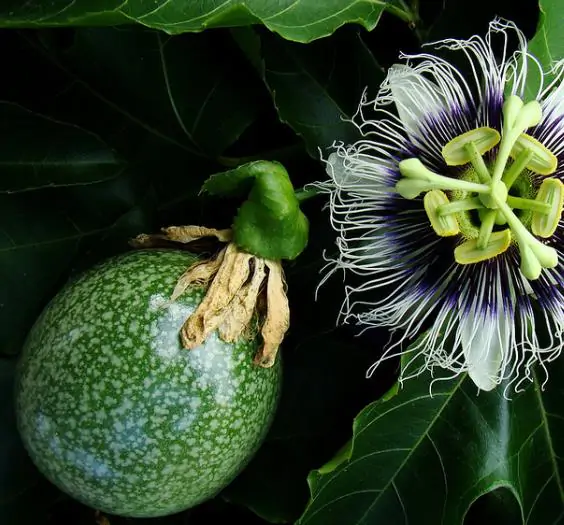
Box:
[397,158,490,198]
[478,208,506,226]
[532,178,564,238]
[506,195,551,214]
[464,142,492,184]
[477,210,496,249]
[423,190,460,236]
[437,197,483,216]
[454,229,511,264]
[509,134,558,175]
[493,211,507,226]
[502,148,534,189]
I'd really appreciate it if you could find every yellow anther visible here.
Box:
[532,178,564,238]
[423,190,460,237]
[510,134,557,176]
[454,229,512,264]
[442,127,500,166]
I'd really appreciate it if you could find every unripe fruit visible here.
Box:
[16,250,282,517]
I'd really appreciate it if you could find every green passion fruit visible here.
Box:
[15,250,282,517]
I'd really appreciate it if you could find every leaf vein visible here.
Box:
[260,0,301,21]
[525,473,555,524]
[157,32,199,148]
[136,0,175,21]
[533,370,564,501]
[352,378,464,524]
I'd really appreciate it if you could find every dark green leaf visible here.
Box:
[222,439,313,523]
[1,29,248,212]
[0,173,152,356]
[233,27,385,156]
[0,102,123,193]
[0,1,392,43]
[0,195,81,355]
[223,326,394,524]
[40,27,259,158]
[298,353,564,525]
[526,0,564,99]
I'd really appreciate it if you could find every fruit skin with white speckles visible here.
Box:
[15,250,282,518]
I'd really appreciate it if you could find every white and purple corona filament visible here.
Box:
[322,20,564,392]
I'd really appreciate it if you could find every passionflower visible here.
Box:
[322,19,564,392]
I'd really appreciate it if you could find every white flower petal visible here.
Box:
[460,308,510,391]
[319,18,564,395]
[387,65,446,140]
[326,152,346,184]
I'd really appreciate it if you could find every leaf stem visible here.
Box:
[381,0,426,41]
[383,2,416,24]
[295,187,323,202]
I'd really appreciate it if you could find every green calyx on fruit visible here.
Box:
[132,225,290,367]
[16,249,282,518]
[201,160,310,260]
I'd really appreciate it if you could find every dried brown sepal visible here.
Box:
[180,243,253,348]
[133,224,289,367]
[219,258,267,342]
[254,260,290,368]
[130,226,231,250]
[129,232,171,249]
[170,247,226,302]
[163,225,232,244]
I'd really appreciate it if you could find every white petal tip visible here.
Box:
[460,309,509,394]
[468,369,498,392]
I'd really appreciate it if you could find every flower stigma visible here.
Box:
[396,95,563,280]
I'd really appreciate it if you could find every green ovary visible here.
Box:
[395,95,563,281]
